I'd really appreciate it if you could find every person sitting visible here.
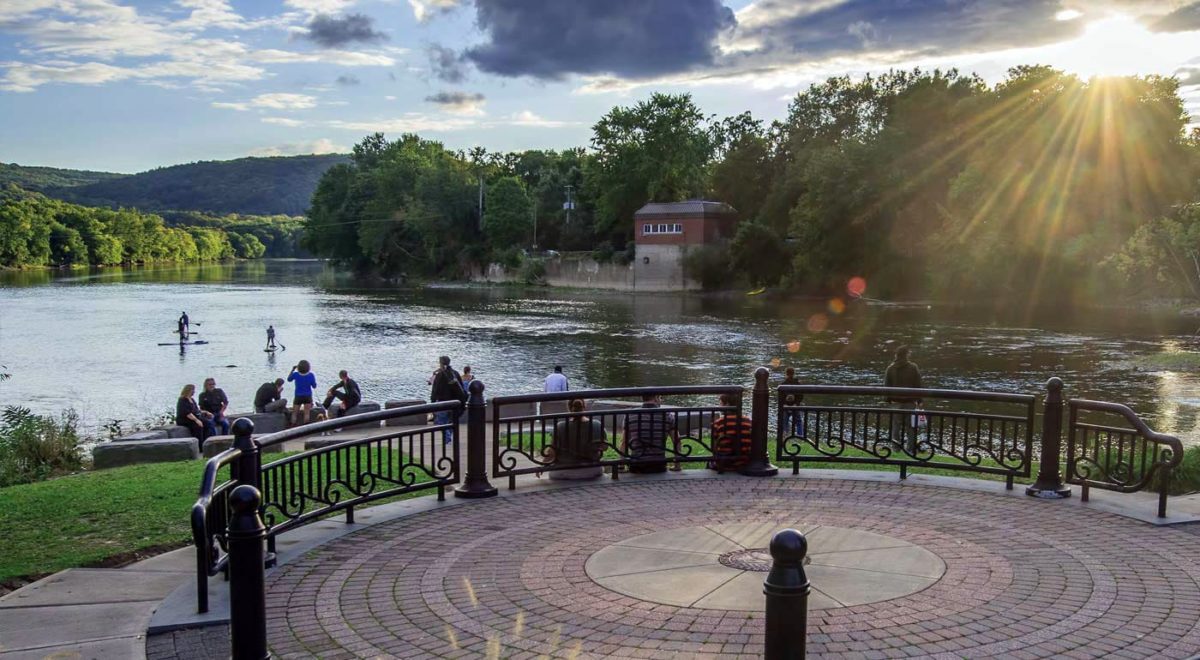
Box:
[621,394,680,473]
[709,392,753,473]
[198,377,231,436]
[176,384,213,448]
[322,370,362,418]
[548,399,606,480]
[254,378,288,414]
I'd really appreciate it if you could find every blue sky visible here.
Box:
[1,0,1199,173]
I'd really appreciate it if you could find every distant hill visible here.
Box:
[0,163,126,191]
[45,154,350,216]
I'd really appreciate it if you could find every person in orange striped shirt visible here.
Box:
[709,392,752,473]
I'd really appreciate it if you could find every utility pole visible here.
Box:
[532,204,538,251]
[563,184,575,224]
[478,174,484,231]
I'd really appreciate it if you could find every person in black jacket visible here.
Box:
[322,370,362,418]
[430,356,466,445]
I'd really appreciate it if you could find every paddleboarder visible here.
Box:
[266,324,276,351]
[179,311,190,339]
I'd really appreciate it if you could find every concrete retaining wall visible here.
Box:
[474,252,699,292]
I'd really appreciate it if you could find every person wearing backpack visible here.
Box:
[430,355,467,445]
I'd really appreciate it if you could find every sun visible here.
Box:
[1053,14,1188,78]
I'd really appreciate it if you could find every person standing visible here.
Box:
[179,312,190,339]
[322,370,362,418]
[782,367,803,437]
[254,378,288,414]
[266,325,276,350]
[198,377,231,435]
[462,365,474,384]
[430,356,467,445]
[884,346,923,453]
[544,366,568,393]
[288,360,318,426]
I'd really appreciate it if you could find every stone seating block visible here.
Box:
[117,429,169,442]
[93,439,200,469]
[202,435,287,459]
[328,401,382,431]
[540,401,569,416]
[227,412,287,435]
[385,399,429,427]
[487,401,537,423]
[151,425,194,439]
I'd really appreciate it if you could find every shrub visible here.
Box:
[519,258,547,285]
[591,242,615,263]
[682,244,733,290]
[0,407,83,487]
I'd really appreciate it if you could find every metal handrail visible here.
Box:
[251,400,462,449]
[490,385,742,407]
[780,385,1035,404]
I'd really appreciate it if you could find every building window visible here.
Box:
[643,223,651,235]
[641,222,684,235]
[674,223,682,233]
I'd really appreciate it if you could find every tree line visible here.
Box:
[306,66,1200,302]
[0,186,304,268]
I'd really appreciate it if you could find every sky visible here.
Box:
[1,0,1199,173]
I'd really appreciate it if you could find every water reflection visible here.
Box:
[1,260,1199,446]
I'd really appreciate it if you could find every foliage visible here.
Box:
[0,186,276,267]
[49,154,348,216]
[730,221,791,287]
[589,93,715,245]
[483,177,533,252]
[518,257,547,285]
[0,407,82,487]
[0,163,125,191]
[683,244,733,290]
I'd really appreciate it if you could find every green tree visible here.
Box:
[483,177,533,251]
[48,223,88,266]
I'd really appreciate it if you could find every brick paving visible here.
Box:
[160,478,1200,658]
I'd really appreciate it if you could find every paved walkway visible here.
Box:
[156,476,1200,659]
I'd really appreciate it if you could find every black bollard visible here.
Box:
[455,380,497,499]
[227,484,270,660]
[764,529,809,660]
[1026,377,1071,499]
[231,417,260,492]
[742,367,779,476]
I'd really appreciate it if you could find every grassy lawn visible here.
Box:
[0,449,440,588]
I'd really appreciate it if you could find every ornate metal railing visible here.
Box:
[490,386,743,489]
[776,385,1036,489]
[1067,399,1183,517]
[191,400,462,612]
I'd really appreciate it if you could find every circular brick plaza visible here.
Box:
[259,477,1200,658]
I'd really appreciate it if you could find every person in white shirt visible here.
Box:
[544,366,569,392]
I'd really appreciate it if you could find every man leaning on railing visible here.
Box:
[884,346,923,453]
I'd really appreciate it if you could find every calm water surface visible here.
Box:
[2,260,1200,446]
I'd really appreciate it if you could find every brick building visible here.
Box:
[633,200,736,291]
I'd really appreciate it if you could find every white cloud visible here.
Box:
[282,0,357,15]
[408,0,461,22]
[249,48,395,67]
[327,113,480,133]
[507,110,577,128]
[212,92,319,111]
[250,138,345,156]
[262,117,305,126]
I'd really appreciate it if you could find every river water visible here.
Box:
[2,260,1199,446]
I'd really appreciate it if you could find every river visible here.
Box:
[2,259,1199,447]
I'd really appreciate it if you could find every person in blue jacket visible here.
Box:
[288,360,317,426]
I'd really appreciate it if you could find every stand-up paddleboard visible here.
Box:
[159,340,210,346]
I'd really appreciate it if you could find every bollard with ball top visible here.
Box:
[764,528,810,659]
[227,484,271,660]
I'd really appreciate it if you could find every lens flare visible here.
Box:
[786,340,802,353]
[847,277,867,297]
[806,314,828,332]
[770,357,782,367]
[828,298,846,315]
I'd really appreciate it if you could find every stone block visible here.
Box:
[337,401,382,430]
[226,412,287,435]
[152,425,193,439]
[540,400,569,416]
[92,438,200,469]
[385,399,429,427]
[487,401,537,423]
[116,429,169,442]
[202,435,287,458]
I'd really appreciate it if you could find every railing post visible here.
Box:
[764,529,809,660]
[227,485,270,660]
[231,417,260,492]
[742,367,779,476]
[1026,377,1071,499]
[455,380,497,499]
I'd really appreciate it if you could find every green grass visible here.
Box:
[0,449,439,586]
[1124,352,1200,372]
